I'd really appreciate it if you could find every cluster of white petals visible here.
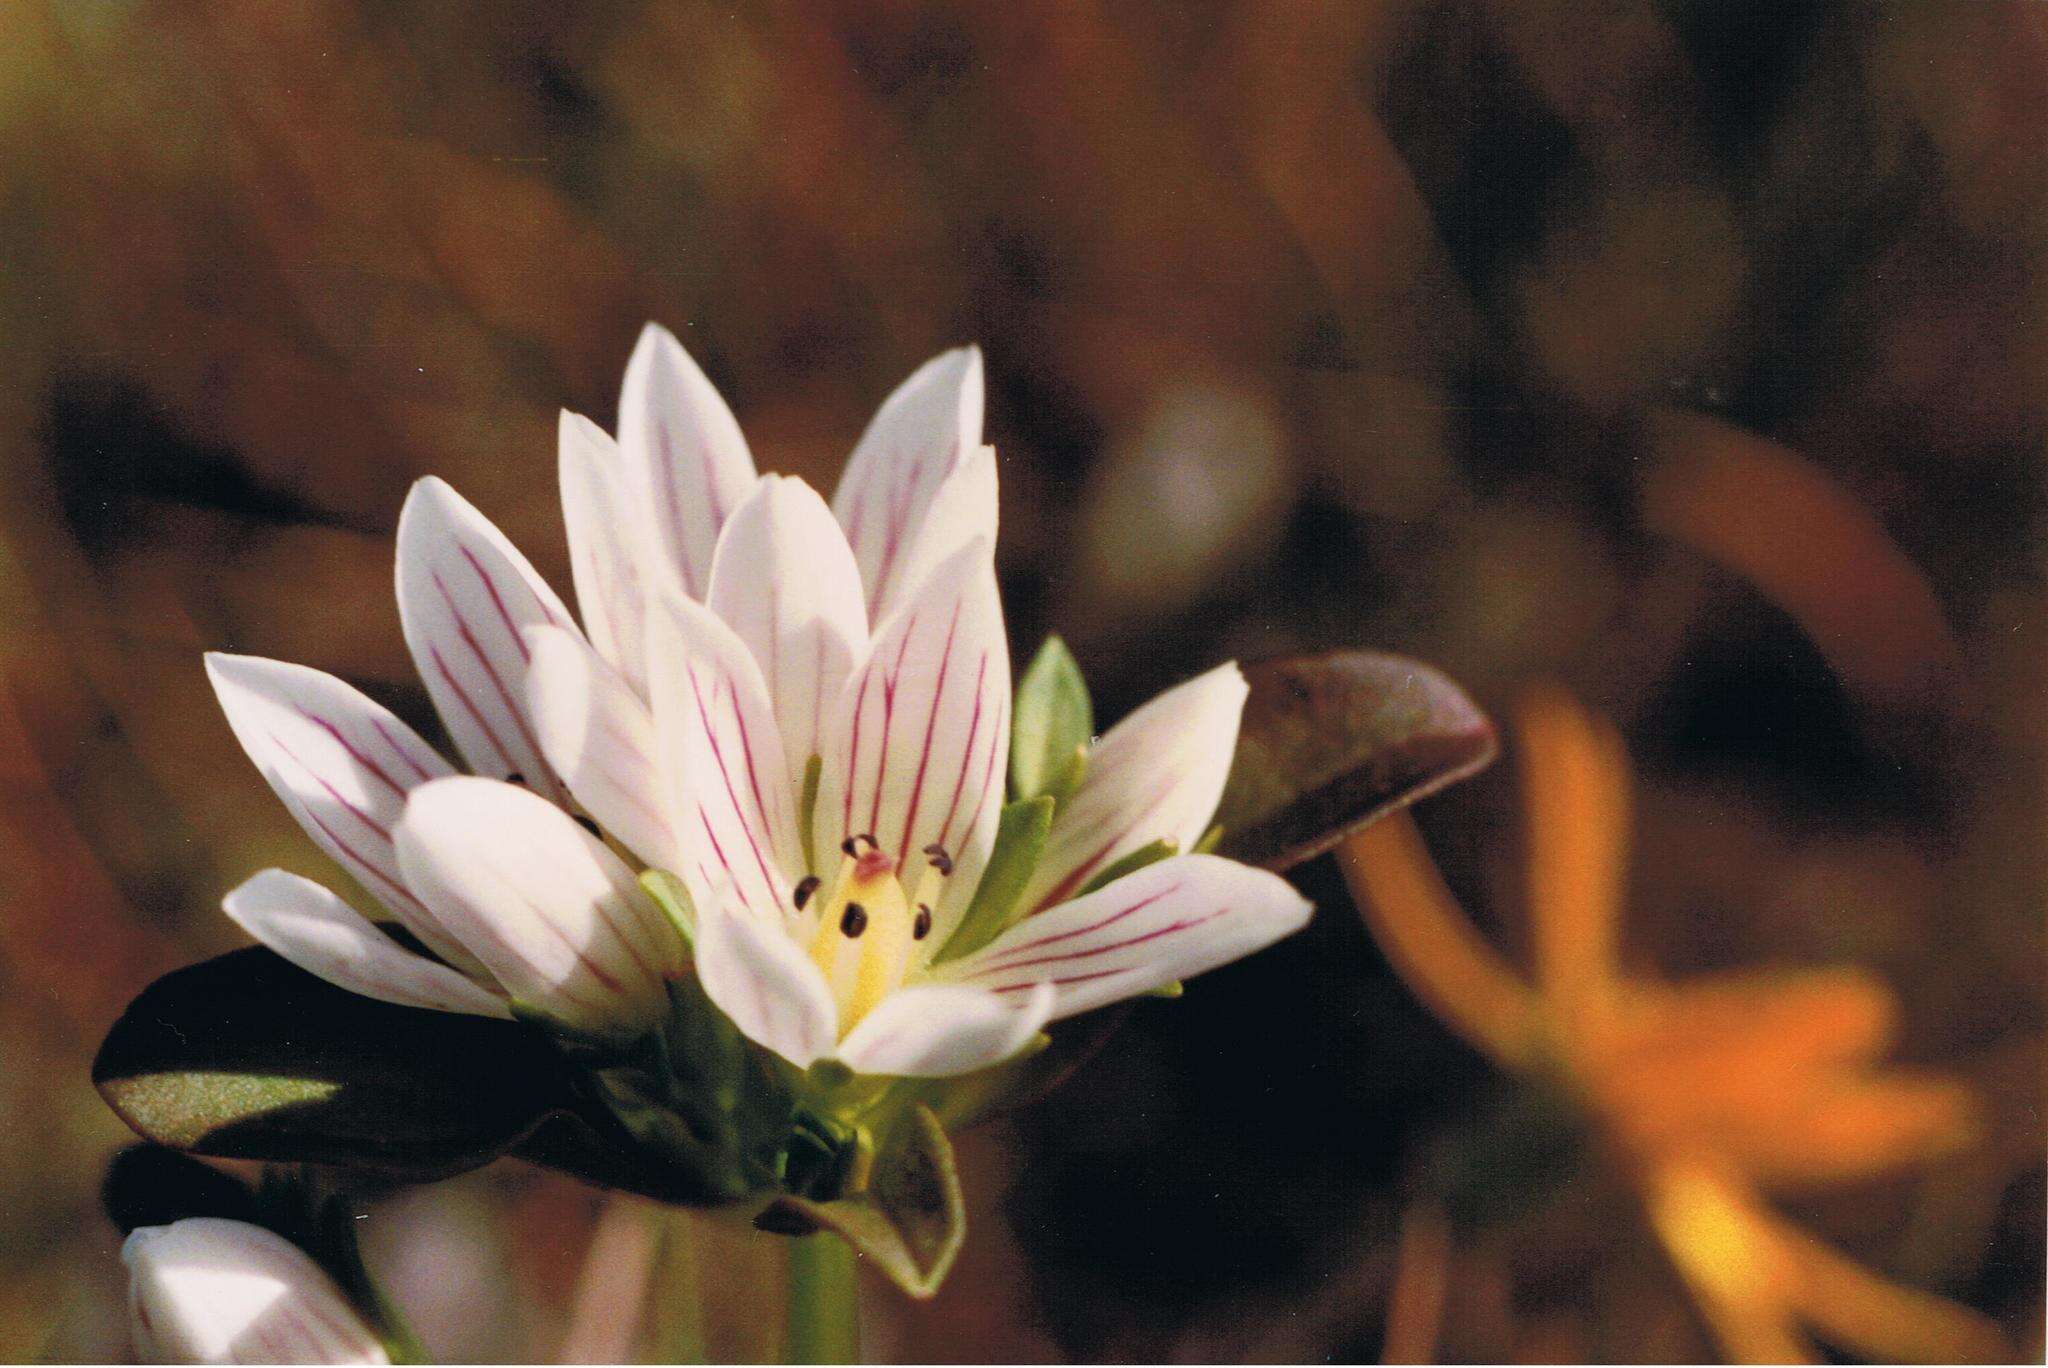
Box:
[209,326,1310,1076]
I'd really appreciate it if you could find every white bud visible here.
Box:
[123,1219,389,1365]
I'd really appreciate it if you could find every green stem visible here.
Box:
[653,1210,706,1364]
[784,1233,861,1363]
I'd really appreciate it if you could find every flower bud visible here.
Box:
[123,1219,389,1365]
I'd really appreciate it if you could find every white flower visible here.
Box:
[124,1219,389,1365]
[209,324,1311,1074]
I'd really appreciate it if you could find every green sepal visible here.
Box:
[1147,980,1185,1000]
[506,1000,637,1061]
[639,869,697,949]
[933,795,1054,963]
[1077,836,1179,897]
[755,1105,965,1299]
[797,753,823,871]
[1192,823,1223,854]
[1010,636,1094,802]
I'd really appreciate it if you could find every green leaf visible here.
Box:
[1076,836,1179,897]
[755,1105,965,1299]
[639,869,697,949]
[933,795,1053,963]
[1010,636,1093,802]
[1213,651,1496,872]
[94,947,580,1179]
[101,1145,263,1233]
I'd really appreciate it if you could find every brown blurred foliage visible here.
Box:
[0,0,2038,1361]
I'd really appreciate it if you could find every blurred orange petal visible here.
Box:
[1726,1075,1979,1188]
[1641,1161,1814,1365]
[1624,967,1897,1072]
[1642,409,1962,707]
[1771,1213,2012,1364]
[1339,813,1541,1068]
[1518,688,1631,1042]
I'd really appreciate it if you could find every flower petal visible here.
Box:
[647,591,802,926]
[693,894,838,1069]
[830,347,984,621]
[617,322,757,600]
[393,776,683,1035]
[525,624,680,871]
[883,443,998,636]
[203,652,483,977]
[835,982,1052,1079]
[1020,662,1247,913]
[706,475,869,794]
[222,869,509,1020]
[942,854,1312,1019]
[124,1218,390,1365]
[394,476,581,805]
[559,410,660,695]
[813,539,1010,942]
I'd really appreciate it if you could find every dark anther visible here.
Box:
[840,903,869,938]
[913,905,933,940]
[505,772,527,786]
[841,833,878,857]
[793,875,821,910]
[573,814,601,838]
[923,843,954,875]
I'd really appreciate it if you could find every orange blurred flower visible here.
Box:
[1340,688,2007,1365]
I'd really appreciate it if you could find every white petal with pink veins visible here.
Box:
[223,869,509,1019]
[836,981,1053,1078]
[124,1219,390,1365]
[203,651,485,978]
[812,539,1010,944]
[884,443,998,634]
[393,777,683,1036]
[1019,661,1248,913]
[706,474,869,794]
[830,347,983,622]
[617,323,758,600]
[394,476,582,806]
[559,410,661,695]
[693,895,838,1070]
[646,592,802,928]
[525,625,680,872]
[940,854,1312,1020]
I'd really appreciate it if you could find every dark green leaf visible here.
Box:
[101,1145,262,1233]
[1010,636,1093,802]
[933,796,1053,963]
[1214,651,1496,871]
[94,947,580,1179]
[755,1105,964,1299]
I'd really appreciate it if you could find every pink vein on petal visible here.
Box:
[973,910,1226,976]
[976,884,1180,964]
[294,708,410,802]
[894,595,963,864]
[932,653,989,853]
[371,718,439,783]
[684,665,783,907]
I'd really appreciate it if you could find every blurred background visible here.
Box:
[0,0,2040,1360]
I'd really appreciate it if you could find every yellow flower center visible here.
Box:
[804,838,946,1033]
